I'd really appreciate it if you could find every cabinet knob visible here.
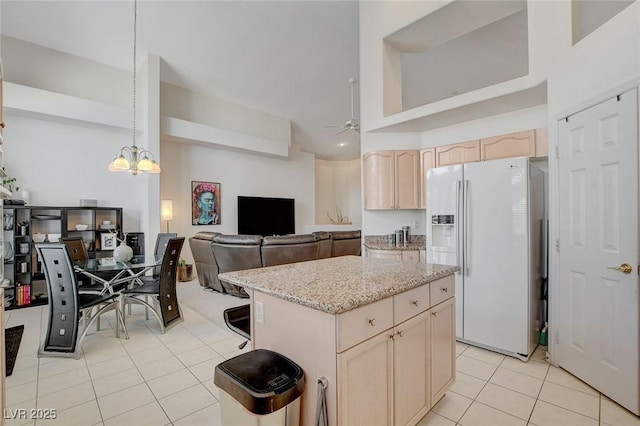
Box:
[411,300,419,307]
[396,330,404,338]
[390,333,395,340]
[440,287,448,293]
[432,311,438,317]
[368,318,376,327]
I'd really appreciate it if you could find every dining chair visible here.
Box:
[141,232,177,282]
[36,244,125,359]
[120,237,185,334]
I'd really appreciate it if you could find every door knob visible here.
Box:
[607,263,633,274]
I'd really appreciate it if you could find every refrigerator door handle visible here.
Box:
[464,179,470,276]
[456,180,461,271]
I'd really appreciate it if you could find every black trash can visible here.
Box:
[214,349,305,425]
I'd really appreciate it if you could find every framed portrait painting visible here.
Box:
[192,181,221,225]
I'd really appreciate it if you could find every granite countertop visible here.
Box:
[364,235,426,251]
[218,256,458,315]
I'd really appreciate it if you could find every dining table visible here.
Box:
[73,256,161,338]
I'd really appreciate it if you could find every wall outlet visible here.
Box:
[255,301,264,324]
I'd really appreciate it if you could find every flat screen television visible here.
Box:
[237,196,295,236]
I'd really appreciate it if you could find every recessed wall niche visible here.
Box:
[383,0,529,115]
[572,0,634,44]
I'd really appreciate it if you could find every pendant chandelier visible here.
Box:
[108,0,160,175]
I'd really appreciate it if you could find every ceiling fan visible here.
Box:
[326,77,360,135]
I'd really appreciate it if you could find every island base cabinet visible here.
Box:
[338,331,393,426]
[430,297,456,406]
[394,311,431,426]
[338,310,432,426]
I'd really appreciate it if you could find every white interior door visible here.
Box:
[558,88,639,414]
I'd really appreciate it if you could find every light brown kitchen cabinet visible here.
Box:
[339,300,432,426]
[435,140,480,167]
[420,148,435,209]
[394,310,431,426]
[366,247,402,260]
[430,297,455,406]
[363,150,420,210]
[480,130,536,161]
[401,250,420,263]
[535,128,548,157]
[338,329,393,426]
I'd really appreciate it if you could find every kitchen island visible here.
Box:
[219,256,458,426]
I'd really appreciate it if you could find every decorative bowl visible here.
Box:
[48,233,61,243]
[102,220,111,225]
[32,233,46,243]
[75,224,88,231]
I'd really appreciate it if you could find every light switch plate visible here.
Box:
[255,301,264,324]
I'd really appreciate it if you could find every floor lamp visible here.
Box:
[161,200,173,233]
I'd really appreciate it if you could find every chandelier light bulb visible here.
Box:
[113,155,130,170]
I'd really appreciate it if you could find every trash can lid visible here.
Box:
[214,349,305,415]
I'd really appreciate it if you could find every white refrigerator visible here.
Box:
[426,156,544,359]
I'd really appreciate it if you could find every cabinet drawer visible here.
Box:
[394,285,430,324]
[401,250,420,263]
[337,297,393,353]
[367,248,402,260]
[430,275,454,307]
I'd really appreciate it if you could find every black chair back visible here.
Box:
[153,233,177,277]
[158,237,184,328]
[61,236,88,262]
[36,244,80,354]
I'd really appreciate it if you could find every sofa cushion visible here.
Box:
[214,235,263,245]
[329,230,361,257]
[189,232,223,292]
[193,231,219,242]
[211,235,263,298]
[261,234,319,267]
[312,232,332,259]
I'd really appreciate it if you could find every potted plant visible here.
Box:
[177,258,193,282]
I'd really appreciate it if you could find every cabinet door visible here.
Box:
[420,149,435,209]
[435,140,480,167]
[394,310,430,426]
[338,331,393,426]
[430,297,455,406]
[480,130,535,161]
[394,150,420,209]
[401,250,420,263]
[363,151,395,210]
[366,248,402,261]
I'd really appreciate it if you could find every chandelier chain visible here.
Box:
[132,0,137,148]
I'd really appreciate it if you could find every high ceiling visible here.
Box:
[0,1,361,161]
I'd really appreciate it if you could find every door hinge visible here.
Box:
[555,239,560,253]
[555,145,560,159]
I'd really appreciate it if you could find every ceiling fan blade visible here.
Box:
[334,127,349,135]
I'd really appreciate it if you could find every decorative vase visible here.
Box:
[113,242,133,262]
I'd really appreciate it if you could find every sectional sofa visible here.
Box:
[189,230,361,297]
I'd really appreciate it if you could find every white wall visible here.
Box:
[315,159,361,225]
[160,139,316,265]
[3,113,147,231]
[544,1,640,363]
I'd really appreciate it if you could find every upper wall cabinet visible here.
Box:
[435,140,480,167]
[363,150,420,210]
[480,130,535,161]
[420,148,435,209]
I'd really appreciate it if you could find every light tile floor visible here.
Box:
[3,279,640,425]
